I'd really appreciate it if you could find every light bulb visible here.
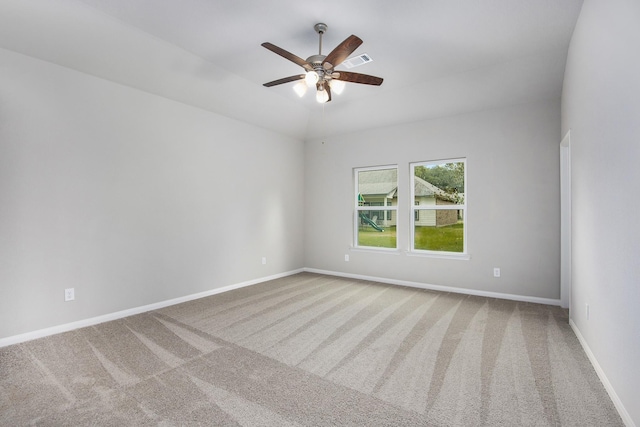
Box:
[305,71,319,87]
[316,87,329,103]
[293,81,307,97]
[330,79,346,95]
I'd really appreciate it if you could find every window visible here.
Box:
[355,166,398,249]
[410,159,466,255]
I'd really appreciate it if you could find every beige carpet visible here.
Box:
[0,273,623,426]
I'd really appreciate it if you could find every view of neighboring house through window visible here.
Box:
[411,159,466,254]
[354,166,398,249]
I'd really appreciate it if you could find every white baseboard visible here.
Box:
[569,319,635,427]
[0,269,304,348]
[304,268,561,306]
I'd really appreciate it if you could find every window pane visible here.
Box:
[414,212,464,252]
[356,167,398,249]
[413,161,464,205]
[358,210,396,248]
[358,168,397,204]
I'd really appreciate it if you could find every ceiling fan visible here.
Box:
[261,23,383,103]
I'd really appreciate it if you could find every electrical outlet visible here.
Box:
[493,268,501,277]
[64,288,75,302]
[345,254,350,262]
[262,257,267,265]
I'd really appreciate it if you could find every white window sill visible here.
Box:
[405,251,470,260]
[350,247,402,255]
[349,247,470,260]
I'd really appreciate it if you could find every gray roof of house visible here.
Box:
[358,168,397,196]
[359,169,458,202]
[414,175,444,197]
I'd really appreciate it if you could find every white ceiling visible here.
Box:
[0,0,583,140]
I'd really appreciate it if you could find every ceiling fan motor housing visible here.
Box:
[306,54,326,66]
[306,54,330,80]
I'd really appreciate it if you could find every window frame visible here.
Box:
[354,165,399,251]
[409,158,468,258]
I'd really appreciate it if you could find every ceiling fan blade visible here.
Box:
[261,42,313,71]
[323,35,363,68]
[263,74,305,87]
[333,71,383,86]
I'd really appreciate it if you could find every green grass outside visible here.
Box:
[358,226,397,248]
[358,223,464,252]
[414,223,464,252]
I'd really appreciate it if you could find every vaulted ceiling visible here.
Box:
[0,0,583,140]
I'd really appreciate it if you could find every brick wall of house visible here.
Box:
[436,199,458,226]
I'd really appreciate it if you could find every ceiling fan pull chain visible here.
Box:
[322,102,326,143]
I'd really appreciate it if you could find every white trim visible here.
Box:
[405,250,471,260]
[349,247,401,255]
[570,320,636,427]
[304,268,560,306]
[354,164,399,173]
[0,269,304,348]
[414,205,462,210]
[560,130,572,310]
[349,246,470,260]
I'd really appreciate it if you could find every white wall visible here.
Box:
[562,0,640,425]
[304,99,561,301]
[0,0,310,140]
[0,48,305,339]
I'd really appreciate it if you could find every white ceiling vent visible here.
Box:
[342,53,373,69]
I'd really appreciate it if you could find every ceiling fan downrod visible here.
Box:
[314,23,327,55]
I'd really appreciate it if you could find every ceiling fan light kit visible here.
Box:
[305,70,319,86]
[262,23,383,103]
[293,80,307,97]
[316,84,329,103]
[329,79,346,94]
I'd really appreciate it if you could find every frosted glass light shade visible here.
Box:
[293,81,307,97]
[316,87,329,103]
[330,79,345,95]
[305,71,319,87]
